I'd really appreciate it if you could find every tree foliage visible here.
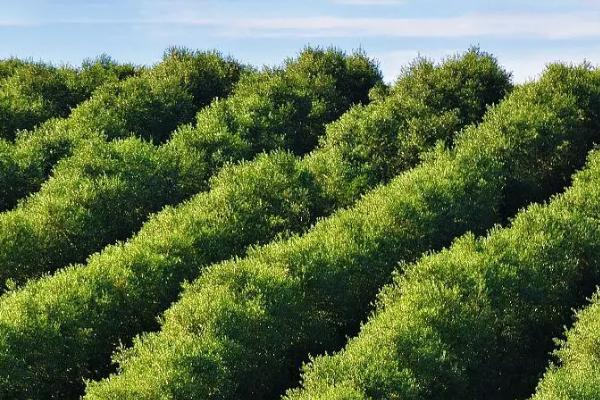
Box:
[532,290,600,400]
[288,148,600,400]
[0,50,243,211]
[83,64,600,399]
[0,49,507,399]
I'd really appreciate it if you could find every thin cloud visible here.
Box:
[9,11,600,42]
[331,0,406,5]
[47,18,215,25]
[214,13,600,39]
[0,19,36,27]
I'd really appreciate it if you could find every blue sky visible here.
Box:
[2,0,600,82]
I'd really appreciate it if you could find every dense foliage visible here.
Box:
[532,289,600,400]
[82,64,600,399]
[0,47,380,290]
[0,49,508,399]
[306,48,511,208]
[0,50,243,211]
[2,48,600,400]
[0,57,137,140]
[287,147,600,400]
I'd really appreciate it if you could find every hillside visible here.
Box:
[0,48,598,400]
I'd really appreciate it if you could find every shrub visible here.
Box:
[148,48,244,109]
[161,47,382,198]
[66,75,195,143]
[0,50,507,399]
[0,58,29,79]
[306,48,511,208]
[0,48,381,289]
[0,63,74,139]
[0,152,325,399]
[532,290,600,400]
[0,51,243,211]
[68,55,137,99]
[288,149,600,400]
[0,58,137,141]
[0,137,178,287]
[82,65,600,399]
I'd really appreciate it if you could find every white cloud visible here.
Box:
[12,10,600,43]
[331,0,406,5]
[0,19,34,27]
[212,13,600,39]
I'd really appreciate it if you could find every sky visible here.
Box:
[1,0,600,83]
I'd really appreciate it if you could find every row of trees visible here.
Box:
[80,65,600,400]
[0,56,137,140]
[0,49,509,399]
[0,49,243,211]
[287,138,600,400]
[0,48,380,290]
